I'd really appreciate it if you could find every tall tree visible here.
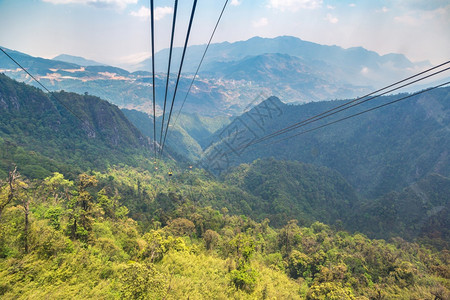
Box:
[68,174,98,241]
[0,166,19,222]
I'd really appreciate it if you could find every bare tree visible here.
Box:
[0,165,19,222]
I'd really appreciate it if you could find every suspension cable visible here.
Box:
[150,0,157,160]
[169,0,229,135]
[0,47,95,132]
[222,63,450,154]
[248,61,450,146]
[159,0,179,149]
[268,81,450,145]
[160,0,198,157]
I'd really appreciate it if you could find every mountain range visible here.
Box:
[1,36,431,117]
[0,69,448,245]
[52,54,105,67]
[1,36,449,299]
[201,89,450,197]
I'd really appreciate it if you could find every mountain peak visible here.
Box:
[265,96,283,105]
[53,54,105,67]
[245,96,285,114]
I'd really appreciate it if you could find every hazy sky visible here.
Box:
[0,0,449,69]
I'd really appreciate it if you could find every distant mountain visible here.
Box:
[0,36,433,118]
[205,53,363,101]
[0,47,79,74]
[203,88,450,197]
[1,47,292,116]
[53,54,105,67]
[148,36,430,87]
[0,74,150,179]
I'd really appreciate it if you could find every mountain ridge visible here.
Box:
[53,54,105,67]
[0,73,151,178]
[0,37,434,117]
[202,88,450,197]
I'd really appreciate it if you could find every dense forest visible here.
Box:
[0,74,449,298]
[123,89,450,200]
[1,167,449,299]
[0,73,150,179]
[203,90,450,198]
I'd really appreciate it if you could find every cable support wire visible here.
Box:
[223,62,450,154]
[248,61,450,146]
[267,80,450,145]
[159,0,179,149]
[0,47,95,133]
[149,0,157,160]
[160,0,198,157]
[169,0,230,135]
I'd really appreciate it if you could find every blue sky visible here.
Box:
[0,0,448,69]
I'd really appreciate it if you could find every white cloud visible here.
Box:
[42,0,137,9]
[326,5,335,9]
[253,17,268,28]
[130,6,173,20]
[349,3,356,7]
[268,0,322,11]
[130,6,149,17]
[155,6,174,20]
[231,0,241,6]
[118,51,151,64]
[325,13,338,23]
[395,0,449,11]
[393,4,449,26]
[394,15,418,26]
[376,6,389,13]
[360,67,369,75]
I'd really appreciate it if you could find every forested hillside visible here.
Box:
[1,74,447,241]
[0,167,448,299]
[0,74,150,179]
[0,74,448,299]
[223,159,359,227]
[1,0,449,297]
[122,108,230,161]
[205,89,450,197]
[351,173,450,246]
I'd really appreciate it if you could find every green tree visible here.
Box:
[203,229,220,250]
[120,262,168,299]
[42,172,73,204]
[278,220,302,256]
[307,282,355,300]
[67,174,98,242]
[287,250,312,279]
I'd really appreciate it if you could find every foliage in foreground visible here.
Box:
[0,168,448,299]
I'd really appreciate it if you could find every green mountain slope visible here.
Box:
[352,173,450,244]
[122,109,230,160]
[223,158,359,227]
[204,88,450,197]
[0,73,150,178]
